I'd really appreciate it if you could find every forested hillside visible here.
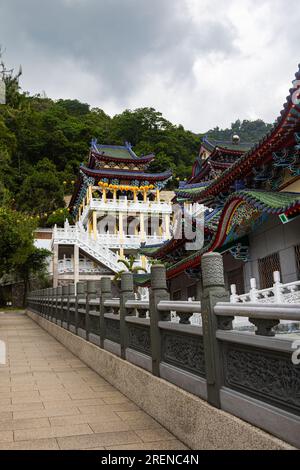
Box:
[0,66,272,226]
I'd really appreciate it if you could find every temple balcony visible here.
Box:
[80,196,172,225]
[53,225,169,249]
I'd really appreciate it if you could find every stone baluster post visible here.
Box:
[273,271,283,303]
[40,289,45,317]
[41,289,45,316]
[46,288,51,319]
[45,288,49,317]
[149,265,170,376]
[230,284,239,303]
[120,272,135,360]
[249,277,258,302]
[99,277,112,349]
[62,285,69,328]
[56,286,62,325]
[201,252,231,408]
[86,280,97,341]
[66,284,73,329]
[49,287,54,321]
[76,282,87,335]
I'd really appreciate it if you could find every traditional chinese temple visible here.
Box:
[52,141,172,286]
[144,66,300,300]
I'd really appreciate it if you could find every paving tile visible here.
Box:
[90,385,116,392]
[0,412,13,421]
[57,431,142,450]
[89,420,132,434]
[13,407,81,420]
[69,398,106,407]
[50,413,124,427]
[0,398,11,405]
[42,400,78,409]
[0,402,45,412]
[106,440,189,450]
[0,313,185,451]
[0,438,59,450]
[68,391,110,400]
[102,395,131,405]
[135,428,176,442]
[39,392,71,400]
[14,423,93,441]
[116,410,150,421]
[0,417,50,431]
[11,396,43,404]
[0,430,13,442]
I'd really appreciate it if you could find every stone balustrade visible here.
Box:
[27,253,300,449]
[230,270,300,304]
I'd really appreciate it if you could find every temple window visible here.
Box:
[258,252,281,289]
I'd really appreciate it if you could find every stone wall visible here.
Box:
[244,214,300,291]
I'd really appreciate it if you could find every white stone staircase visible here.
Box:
[53,223,123,274]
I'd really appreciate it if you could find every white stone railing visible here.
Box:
[53,225,166,249]
[53,224,122,273]
[230,271,300,304]
[85,197,172,216]
[58,258,103,274]
[53,222,151,274]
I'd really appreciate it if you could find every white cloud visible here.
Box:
[0,0,299,132]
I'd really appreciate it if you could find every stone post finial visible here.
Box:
[62,285,68,295]
[101,277,111,294]
[151,265,167,290]
[69,284,75,295]
[121,272,133,293]
[87,280,97,294]
[76,282,86,295]
[202,252,225,288]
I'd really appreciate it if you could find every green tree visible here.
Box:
[114,255,147,281]
[16,158,65,217]
[0,207,51,305]
[0,207,37,277]
[15,247,51,306]
[46,208,71,227]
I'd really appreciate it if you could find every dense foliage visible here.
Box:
[207,119,273,143]
[0,60,272,226]
[0,206,50,304]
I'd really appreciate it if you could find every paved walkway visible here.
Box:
[0,312,187,450]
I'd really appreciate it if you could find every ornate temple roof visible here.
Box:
[89,139,155,164]
[182,136,252,189]
[201,136,253,153]
[186,65,300,202]
[80,165,172,182]
[175,182,211,199]
[69,140,172,215]
[146,65,300,280]
[166,190,300,279]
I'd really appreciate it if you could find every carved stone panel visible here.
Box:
[105,318,120,343]
[128,324,151,356]
[162,331,206,377]
[222,343,300,414]
[89,314,100,335]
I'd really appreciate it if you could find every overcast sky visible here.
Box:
[0,0,299,133]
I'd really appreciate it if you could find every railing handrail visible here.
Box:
[215,302,300,320]
[104,299,120,308]
[158,300,201,313]
[125,300,150,309]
